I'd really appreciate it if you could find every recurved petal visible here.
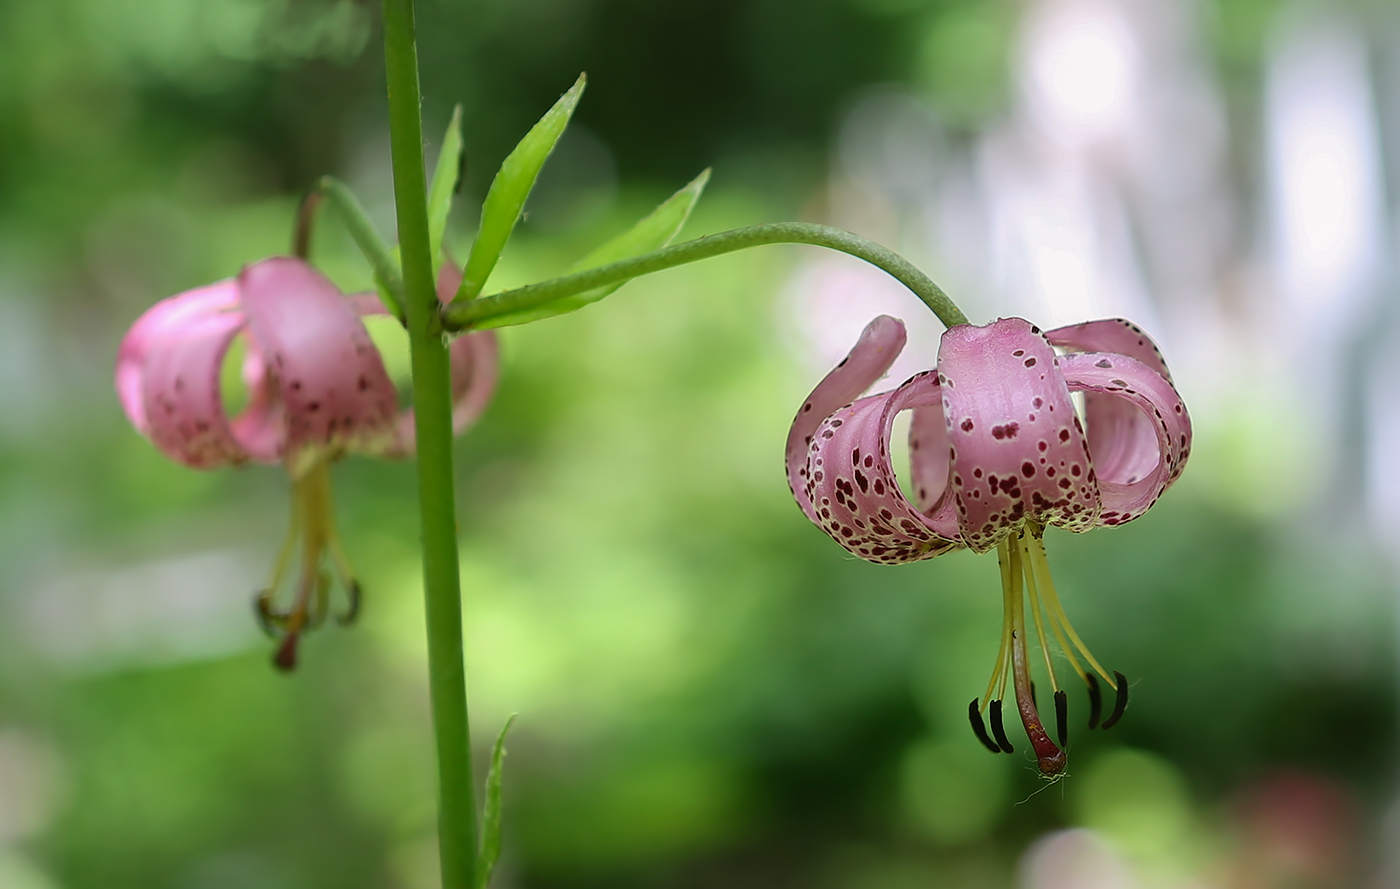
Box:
[1047,318,1175,497]
[938,319,1100,552]
[1046,318,1172,380]
[1058,351,1191,525]
[139,306,252,469]
[229,339,288,464]
[786,315,906,520]
[800,375,961,563]
[448,331,499,431]
[237,258,399,475]
[116,280,240,434]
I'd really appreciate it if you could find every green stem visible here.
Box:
[382,2,478,888]
[444,221,969,330]
[291,189,322,260]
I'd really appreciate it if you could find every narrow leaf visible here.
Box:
[319,176,406,322]
[427,105,464,265]
[456,74,586,302]
[476,714,517,889]
[473,168,710,329]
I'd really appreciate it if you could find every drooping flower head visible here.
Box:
[787,315,1190,775]
[116,257,498,669]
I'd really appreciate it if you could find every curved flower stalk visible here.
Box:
[116,257,498,669]
[786,315,1190,775]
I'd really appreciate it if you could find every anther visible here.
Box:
[989,700,1015,754]
[254,591,281,638]
[338,580,362,626]
[1085,673,1103,729]
[968,699,1001,754]
[1054,689,1069,749]
[1101,671,1129,729]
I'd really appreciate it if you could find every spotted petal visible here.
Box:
[786,315,905,523]
[938,319,1100,553]
[788,316,963,563]
[800,376,962,563]
[237,258,400,477]
[1049,319,1175,491]
[137,294,252,469]
[1058,350,1190,525]
[116,280,240,437]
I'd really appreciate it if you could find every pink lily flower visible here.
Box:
[116,257,498,669]
[786,315,1190,775]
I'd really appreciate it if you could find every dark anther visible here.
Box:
[338,581,362,626]
[254,591,280,638]
[968,699,1001,754]
[1054,689,1069,749]
[1101,671,1129,729]
[1030,680,1039,711]
[1085,673,1103,729]
[990,700,1015,754]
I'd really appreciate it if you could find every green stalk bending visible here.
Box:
[382,1,478,887]
[443,221,969,331]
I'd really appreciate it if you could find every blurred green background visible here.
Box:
[1,0,1396,887]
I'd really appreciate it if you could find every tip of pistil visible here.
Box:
[273,631,300,672]
[1037,747,1068,777]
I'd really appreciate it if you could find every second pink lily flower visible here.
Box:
[116,257,498,668]
[787,314,1190,775]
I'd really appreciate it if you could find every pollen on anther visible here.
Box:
[969,700,1001,754]
[1054,690,1069,749]
[989,700,1015,753]
[1086,673,1103,729]
[1101,671,1129,729]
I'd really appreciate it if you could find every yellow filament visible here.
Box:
[266,505,301,599]
[983,539,1018,709]
[1026,530,1116,690]
[1018,530,1061,694]
[283,459,338,634]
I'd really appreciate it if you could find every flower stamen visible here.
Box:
[989,700,1015,754]
[969,522,1132,775]
[1101,670,1129,729]
[968,700,1001,753]
[1054,689,1069,749]
[256,458,362,671]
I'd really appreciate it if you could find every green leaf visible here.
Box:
[318,176,406,322]
[475,714,517,889]
[456,74,586,302]
[473,168,711,329]
[427,105,464,266]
